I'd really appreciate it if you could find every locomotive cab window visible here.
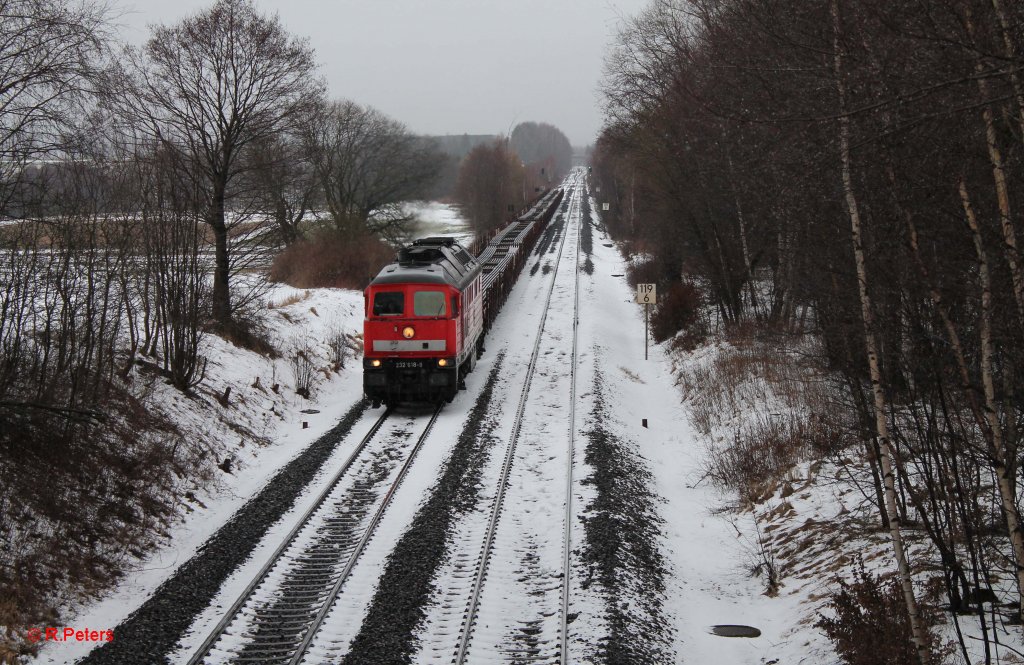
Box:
[373,291,404,316]
[413,290,446,317]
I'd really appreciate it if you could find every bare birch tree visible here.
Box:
[830,2,931,659]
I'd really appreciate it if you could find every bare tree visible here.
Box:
[107,0,323,331]
[302,100,444,241]
[510,121,573,182]
[595,0,1024,657]
[830,1,930,658]
[454,138,526,238]
[0,0,107,212]
[245,135,319,246]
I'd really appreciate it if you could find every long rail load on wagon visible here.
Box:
[362,188,565,407]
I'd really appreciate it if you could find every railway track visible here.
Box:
[427,177,583,665]
[559,182,582,665]
[182,173,586,665]
[185,405,442,665]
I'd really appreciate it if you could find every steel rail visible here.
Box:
[187,404,441,665]
[452,177,581,665]
[559,176,583,665]
[288,404,443,664]
[186,406,391,665]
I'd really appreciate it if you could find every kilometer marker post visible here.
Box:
[636,284,656,360]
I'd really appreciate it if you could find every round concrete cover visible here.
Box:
[711,625,762,638]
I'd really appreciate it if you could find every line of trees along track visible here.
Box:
[455,123,574,243]
[594,0,1024,661]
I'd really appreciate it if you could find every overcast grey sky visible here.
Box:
[113,0,650,146]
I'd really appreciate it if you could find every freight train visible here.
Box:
[363,188,565,407]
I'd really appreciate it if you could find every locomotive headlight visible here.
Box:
[371,359,382,367]
[402,326,415,339]
[437,358,448,367]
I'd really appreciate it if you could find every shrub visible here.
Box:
[270,229,395,289]
[625,255,660,288]
[651,282,703,343]
[290,344,319,398]
[705,415,810,503]
[219,294,278,357]
[0,384,200,661]
[817,562,942,665]
[325,318,357,371]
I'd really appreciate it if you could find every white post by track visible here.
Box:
[635,283,656,360]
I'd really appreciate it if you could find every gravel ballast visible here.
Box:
[341,357,505,664]
[580,369,673,663]
[78,399,369,665]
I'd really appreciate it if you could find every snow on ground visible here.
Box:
[46,186,831,664]
[32,185,1013,664]
[29,282,367,665]
[672,337,1024,663]
[579,200,797,663]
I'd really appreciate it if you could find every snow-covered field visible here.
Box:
[404,200,473,246]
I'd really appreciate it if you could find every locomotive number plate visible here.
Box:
[394,361,420,369]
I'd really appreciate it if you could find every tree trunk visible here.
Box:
[989,0,1024,143]
[830,2,932,660]
[959,178,1024,623]
[722,130,758,318]
[964,5,1024,327]
[209,180,232,329]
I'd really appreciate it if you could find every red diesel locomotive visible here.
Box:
[362,187,565,407]
[362,237,484,406]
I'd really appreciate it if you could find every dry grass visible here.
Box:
[270,229,395,290]
[706,414,844,505]
[267,290,311,309]
[678,333,832,436]
[679,330,848,502]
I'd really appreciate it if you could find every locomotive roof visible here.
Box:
[369,238,481,290]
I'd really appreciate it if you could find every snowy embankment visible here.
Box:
[665,307,1024,658]
[29,284,367,665]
